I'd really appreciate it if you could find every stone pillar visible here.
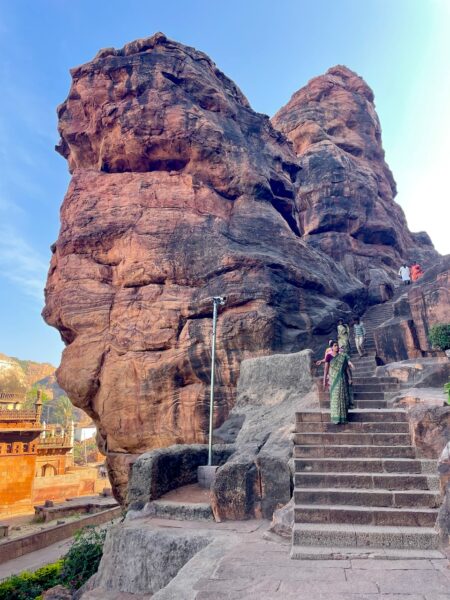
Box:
[35,390,43,423]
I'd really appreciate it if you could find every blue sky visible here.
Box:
[0,0,449,366]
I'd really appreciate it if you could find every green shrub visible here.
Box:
[429,324,450,351]
[60,526,106,590]
[0,526,107,598]
[444,381,450,405]
[0,560,63,600]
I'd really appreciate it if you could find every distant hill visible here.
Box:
[0,352,85,423]
[0,352,64,399]
[11,356,56,388]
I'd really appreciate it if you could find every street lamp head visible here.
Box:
[212,296,226,305]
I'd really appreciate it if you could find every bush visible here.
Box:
[60,526,106,590]
[0,526,107,599]
[445,381,450,405]
[429,324,450,351]
[0,560,63,600]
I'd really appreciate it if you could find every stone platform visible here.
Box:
[79,517,449,599]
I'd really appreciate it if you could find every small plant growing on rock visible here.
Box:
[428,324,450,351]
[60,525,106,590]
[444,381,450,405]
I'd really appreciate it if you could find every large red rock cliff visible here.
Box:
[272,66,438,302]
[43,34,438,500]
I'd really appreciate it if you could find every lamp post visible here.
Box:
[208,296,226,466]
[198,296,226,489]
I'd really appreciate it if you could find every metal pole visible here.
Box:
[208,299,218,466]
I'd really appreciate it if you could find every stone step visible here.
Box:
[294,472,435,490]
[148,500,213,521]
[353,384,399,392]
[293,445,416,459]
[294,458,427,474]
[293,432,411,446]
[320,401,388,410]
[354,401,388,409]
[295,421,409,434]
[293,487,441,508]
[292,523,439,550]
[294,504,438,527]
[353,377,398,384]
[290,545,445,560]
[296,409,408,423]
[353,392,386,399]
[353,369,377,376]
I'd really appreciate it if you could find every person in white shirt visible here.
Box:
[353,317,366,357]
[398,264,411,285]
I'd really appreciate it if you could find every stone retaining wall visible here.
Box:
[0,506,121,565]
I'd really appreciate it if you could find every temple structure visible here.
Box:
[0,391,43,515]
[0,386,107,516]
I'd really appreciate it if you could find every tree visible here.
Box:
[53,395,74,427]
[24,386,49,409]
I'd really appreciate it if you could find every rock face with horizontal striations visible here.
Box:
[272,66,439,303]
[44,33,439,502]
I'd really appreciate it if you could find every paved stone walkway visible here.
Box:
[193,534,450,600]
[2,516,449,599]
[151,519,450,600]
[0,537,72,580]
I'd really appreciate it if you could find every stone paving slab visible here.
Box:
[66,516,449,599]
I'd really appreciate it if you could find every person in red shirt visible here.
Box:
[411,262,424,282]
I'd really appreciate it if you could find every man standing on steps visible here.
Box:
[398,263,411,285]
[353,317,366,357]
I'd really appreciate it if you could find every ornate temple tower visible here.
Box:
[0,391,43,515]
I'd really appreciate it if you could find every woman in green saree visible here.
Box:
[323,341,354,424]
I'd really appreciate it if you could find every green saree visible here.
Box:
[329,352,352,424]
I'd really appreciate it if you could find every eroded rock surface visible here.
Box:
[272,66,439,302]
[44,33,365,498]
[210,349,316,520]
[374,257,450,362]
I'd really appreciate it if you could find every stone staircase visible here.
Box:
[292,293,444,559]
[292,408,442,559]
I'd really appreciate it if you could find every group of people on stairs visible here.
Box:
[398,261,424,285]
[316,317,367,425]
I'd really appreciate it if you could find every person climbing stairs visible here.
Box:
[291,292,444,559]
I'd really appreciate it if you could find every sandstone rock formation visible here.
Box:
[44,33,365,498]
[272,66,439,303]
[374,256,450,362]
[44,33,440,501]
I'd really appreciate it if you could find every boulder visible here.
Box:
[437,443,450,542]
[408,258,450,352]
[210,349,316,520]
[269,497,294,539]
[374,318,422,364]
[42,586,73,600]
[376,358,450,388]
[127,444,232,510]
[406,404,450,459]
[86,522,211,597]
